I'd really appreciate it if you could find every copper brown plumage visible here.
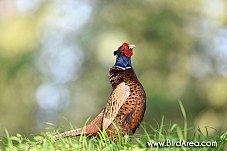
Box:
[40,42,146,142]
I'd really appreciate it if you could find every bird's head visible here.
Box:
[113,42,135,70]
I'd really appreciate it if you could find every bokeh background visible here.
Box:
[0,0,227,138]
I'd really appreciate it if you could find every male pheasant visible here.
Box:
[43,42,146,142]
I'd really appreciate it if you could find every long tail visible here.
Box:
[53,128,85,140]
[52,111,104,140]
[37,128,85,144]
[37,111,104,144]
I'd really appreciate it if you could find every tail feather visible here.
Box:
[36,111,104,145]
[53,128,85,140]
[37,128,85,144]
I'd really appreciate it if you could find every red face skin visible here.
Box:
[120,43,133,58]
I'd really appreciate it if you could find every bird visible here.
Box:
[39,42,146,143]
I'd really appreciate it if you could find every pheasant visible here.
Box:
[40,42,146,142]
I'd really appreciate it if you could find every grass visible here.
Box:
[0,102,226,151]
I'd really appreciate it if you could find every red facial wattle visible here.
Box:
[120,43,133,58]
[123,49,133,57]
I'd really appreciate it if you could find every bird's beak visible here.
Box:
[129,44,136,50]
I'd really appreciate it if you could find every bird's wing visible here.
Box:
[102,82,130,129]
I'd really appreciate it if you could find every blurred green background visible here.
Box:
[0,0,226,137]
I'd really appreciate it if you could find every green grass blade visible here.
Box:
[178,100,187,141]
[158,115,164,140]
